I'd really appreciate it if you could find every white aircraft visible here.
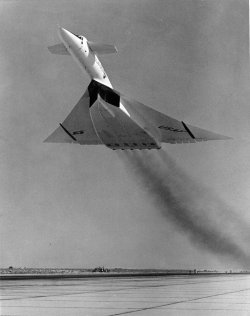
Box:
[45,27,230,150]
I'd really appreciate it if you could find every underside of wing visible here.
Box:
[48,43,70,55]
[122,96,231,144]
[87,42,118,55]
[44,89,101,145]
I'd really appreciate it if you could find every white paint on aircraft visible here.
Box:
[45,27,231,150]
[58,28,113,88]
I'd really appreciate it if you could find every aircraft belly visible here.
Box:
[89,98,160,150]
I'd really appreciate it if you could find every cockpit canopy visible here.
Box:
[73,33,84,41]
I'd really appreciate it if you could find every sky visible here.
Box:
[0,0,249,270]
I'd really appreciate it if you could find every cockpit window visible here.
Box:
[73,33,83,40]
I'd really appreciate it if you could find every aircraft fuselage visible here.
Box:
[58,27,161,150]
[45,28,230,148]
[59,28,112,88]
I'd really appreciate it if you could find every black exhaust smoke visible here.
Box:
[118,149,250,267]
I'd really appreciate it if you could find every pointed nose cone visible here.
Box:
[58,26,65,37]
[58,27,81,50]
[58,27,72,42]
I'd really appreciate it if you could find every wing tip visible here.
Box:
[43,125,76,143]
[184,122,232,142]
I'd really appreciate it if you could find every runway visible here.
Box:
[1,274,250,315]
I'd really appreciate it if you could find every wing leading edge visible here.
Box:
[44,89,101,145]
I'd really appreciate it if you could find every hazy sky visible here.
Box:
[0,0,249,269]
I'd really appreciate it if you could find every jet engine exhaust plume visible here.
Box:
[45,26,247,266]
[156,150,250,242]
[118,150,250,267]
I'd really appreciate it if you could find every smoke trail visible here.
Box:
[157,150,250,243]
[118,149,250,267]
